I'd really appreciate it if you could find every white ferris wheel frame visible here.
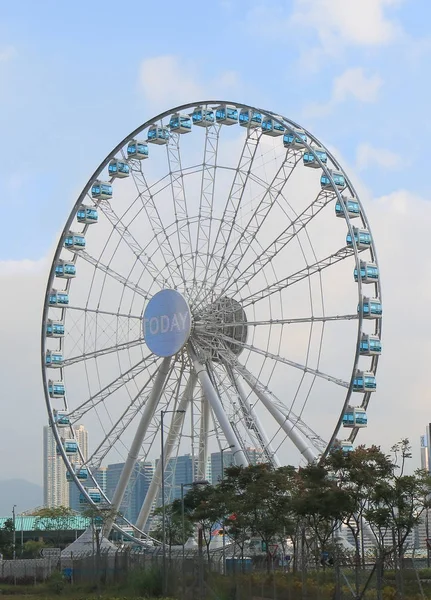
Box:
[41,101,382,543]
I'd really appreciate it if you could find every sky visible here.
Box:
[1,0,431,486]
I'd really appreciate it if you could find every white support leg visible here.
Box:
[189,347,248,467]
[197,397,210,481]
[237,366,318,463]
[103,357,171,536]
[229,368,281,468]
[135,372,197,531]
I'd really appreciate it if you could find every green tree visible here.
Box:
[323,445,393,595]
[33,506,75,548]
[149,500,194,549]
[0,518,15,558]
[293,463,355,567]
[22,539,47,558]
[221,464,296,570]
[182,483,224,563]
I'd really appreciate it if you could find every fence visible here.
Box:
[2,547,431,599]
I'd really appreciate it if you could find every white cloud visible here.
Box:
[303,68,383,118]
[138,55,241,110]
[291,0,403,53]
[356,143,403,171]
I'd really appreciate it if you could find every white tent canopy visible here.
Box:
[61,526,117,557]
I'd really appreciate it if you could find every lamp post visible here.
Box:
[12,505,16,560]
[220,445,234,574]
[161,409,185,595]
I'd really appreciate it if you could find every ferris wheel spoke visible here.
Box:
[96,199,171,290]
[135,371,196,531]
[126,155,183,289]
[63,337,144,367]
[208,331,349,388]
[210,148,301,297]
[71,248,150,299]
[219,189,335,298]
[166,133,195,287]
[66,305,142,320]
[195,314,359,334]
[192,122,221,296]
[203,128,262,289]
[68,353,158,424]
[241,245,362,308]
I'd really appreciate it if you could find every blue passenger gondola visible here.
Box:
[343,407,367,428]
[303,147,327,168]
[192,106,215,127]
[359,334,382,356]
[127,139,149,160]
[261,115,285,137]
[346,227,372,249]
[54,410,70,426]
[64,232,85,251]
[341,441,354,454]
[320,169,346,190]
[354,261,378,284]
[49,289,69,306]
[147,125,169,145]
[91,180,112,200]
[215,104,237,125]
[335,196,360,219]
[283,129,307,149]
[353,370,376,392]
[239,108,262,128]
[57,439,77,455]
[66,466,88,481]
[169,113,192,134]
[46,319,64,337]
[80,488,101,504]
[108,159,130,179]
[55,260,76,279]
[77,205,98,224]
[359,297,382,319]
[48,380,65,398]
[45,350,64,368]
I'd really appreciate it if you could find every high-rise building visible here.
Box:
[43,423,89,508]
[43,425,69,507]
[210,447,264,484]
[69,466,108,512]
[106,460,153,523]
[421,432,430,472]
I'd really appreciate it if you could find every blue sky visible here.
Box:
[2,0,431,486]
[1,0,431,260]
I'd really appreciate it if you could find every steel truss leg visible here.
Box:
[135,373,197,531]
[197,397,210,481]
[189,347,248,467]
[103,357,171,536]
[228,367,281,468]
[238,367,318,463]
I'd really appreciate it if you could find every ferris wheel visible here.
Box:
[41,101,382,540]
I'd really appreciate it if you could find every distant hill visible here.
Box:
[0,479,43,516]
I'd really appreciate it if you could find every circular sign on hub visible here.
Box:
[143,289,192,357]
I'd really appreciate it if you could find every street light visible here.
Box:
[12,505,16,560]
[220,445,234,574]
[181,480,209,560]
[160,409,185,596]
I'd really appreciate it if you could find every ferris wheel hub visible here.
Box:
[143,289,192,357]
